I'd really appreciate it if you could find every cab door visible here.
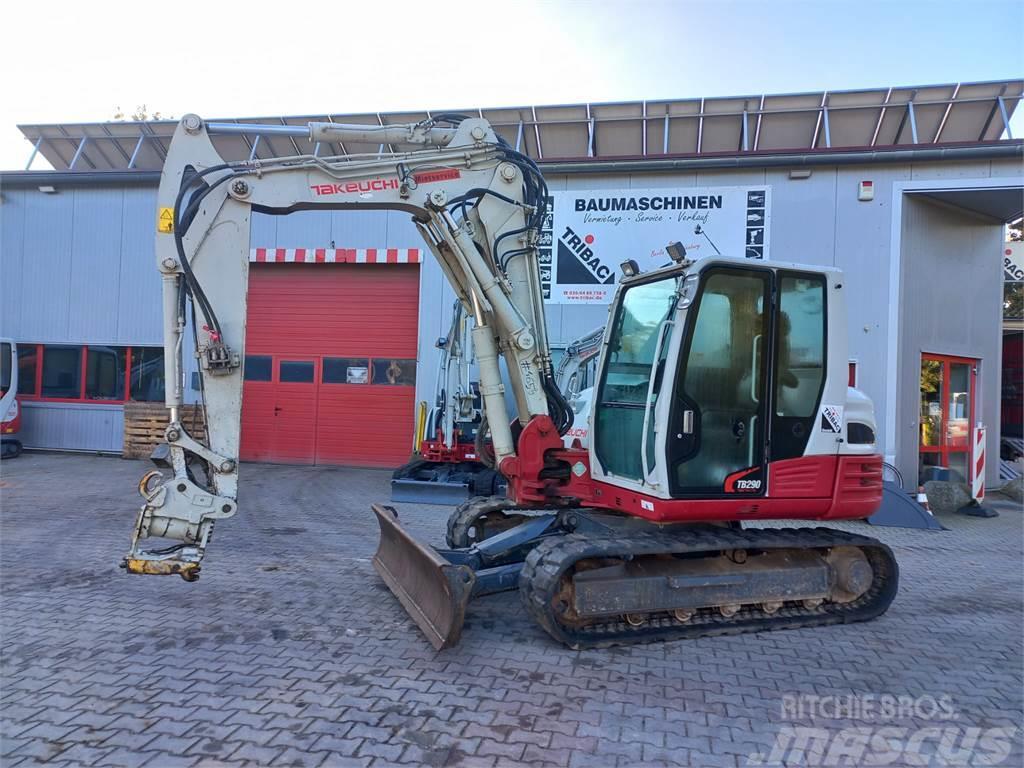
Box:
[667,268,771,496]
[592,276,679,485]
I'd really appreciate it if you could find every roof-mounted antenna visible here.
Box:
[694,224,721,256]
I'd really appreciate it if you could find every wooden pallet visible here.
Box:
[123,402,207,459]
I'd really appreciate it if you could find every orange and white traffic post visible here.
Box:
[972,423,986,503]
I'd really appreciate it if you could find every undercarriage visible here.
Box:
[372,499,899,650]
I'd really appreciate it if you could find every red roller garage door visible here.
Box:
[240,262,419,467]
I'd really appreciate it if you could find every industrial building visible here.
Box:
[1,79,1021,490]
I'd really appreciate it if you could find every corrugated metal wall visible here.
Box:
[18,402,123,453]
[1,186,162,345]
[1,157,1017,465]
[1,185,162,452]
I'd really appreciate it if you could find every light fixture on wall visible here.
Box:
[37,185,57,194]
[789,169,812,180]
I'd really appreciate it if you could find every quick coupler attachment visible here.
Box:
[121,557,201,582]
[121,470,225,582]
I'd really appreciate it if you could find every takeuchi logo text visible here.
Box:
[310,178,400,196]
[309,169,461,196]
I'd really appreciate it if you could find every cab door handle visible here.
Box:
[682,409,694,434]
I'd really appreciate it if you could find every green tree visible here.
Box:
[1006,217,1023,319]
[1005,284,1023,319]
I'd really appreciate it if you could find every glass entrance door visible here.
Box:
[919,354,976,483]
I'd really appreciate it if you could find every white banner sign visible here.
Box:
[539,185,771,304]
[1005,242,1024,282]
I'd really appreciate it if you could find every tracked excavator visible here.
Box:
[121,113,898,650]
[391,310,603,504]
[390,300,503,505]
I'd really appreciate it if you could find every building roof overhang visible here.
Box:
[14,79,1022,172]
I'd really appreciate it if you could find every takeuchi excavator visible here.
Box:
[122,113,898,650]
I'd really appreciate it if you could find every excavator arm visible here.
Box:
[123,114,572,579]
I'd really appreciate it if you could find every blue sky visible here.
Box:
[2,0,1021,170]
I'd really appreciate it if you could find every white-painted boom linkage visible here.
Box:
[123,114,568,579]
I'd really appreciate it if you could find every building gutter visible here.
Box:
[538,141,1024,174]
[1,142,1020,184]
[0,170,161,187]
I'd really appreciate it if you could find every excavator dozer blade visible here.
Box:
[371,504,476,650]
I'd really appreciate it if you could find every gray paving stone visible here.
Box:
[274,746,330,767]
[226,741,284,763]
[476,739,526,760]
[310,735,364,756]
[355,740,405,761]
[135,751,201,767]
[102,747,159,766]
[48,743,114,766]
[143,734,201,754]
[1,455,1021,768]
[16,722,78,742]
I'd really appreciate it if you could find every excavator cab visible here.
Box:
[587,257,876,513]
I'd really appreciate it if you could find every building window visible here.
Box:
[17,347,38,396]
[372,359,416,386]
[244,356,272,382]
[86,347,128,400]
[129,347,165,402]
[41,346,82,399]
[279,360,315,383]
[323,358,370,384]
[15,343,164,403]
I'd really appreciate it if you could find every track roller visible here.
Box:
[445,495,528,548]
[519,526,899,649]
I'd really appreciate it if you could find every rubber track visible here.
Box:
[519,526,899,649]
[445,495,523,549]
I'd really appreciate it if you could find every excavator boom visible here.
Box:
[123,114,571,578]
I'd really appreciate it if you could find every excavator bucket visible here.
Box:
[371,504,476,650]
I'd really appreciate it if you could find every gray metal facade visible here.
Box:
[1,184,162,452]
[1,157,1019,486]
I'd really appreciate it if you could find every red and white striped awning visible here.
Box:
[250,248,422,264]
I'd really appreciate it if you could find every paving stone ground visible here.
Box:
[1,453,1021,767]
